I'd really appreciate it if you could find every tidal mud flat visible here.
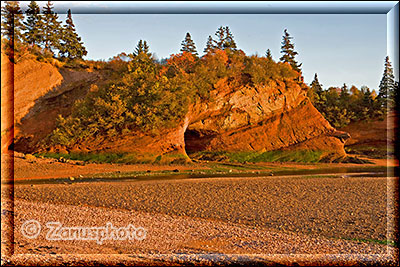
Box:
[2,175,398,265]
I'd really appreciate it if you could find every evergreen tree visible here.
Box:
[310,74,323,94]
[41,1,62,53]
[279,29,302,73]
[265,49,273,60]
[358,86,375,120]
[340,83,349,95]
[214,26,225,49]
[348,85,362,117]
[143,40,150,54]
[212,26,237,50]
[1,1,24,46]
[23,1,42,45]
[133,40,143,56]
[180,32,198,56]
[223,26,237,50]
[309,73,325,107]
[339,83,350,109]
[59,9,87,59]
[361,87,373,108]
[133,39,151,57]
[378,56,395,109]
[203,35,214,54]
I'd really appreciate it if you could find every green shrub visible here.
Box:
[46,50,307,149]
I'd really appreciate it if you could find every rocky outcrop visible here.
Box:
[1,55,104,154]
[181,78,347,158]
[58,72,347,160]
[4,56,348,160]
[2,54,64,153]
[14,66,102,153]
[185,99,347,156]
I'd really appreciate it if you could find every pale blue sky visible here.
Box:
[19,1,391,91]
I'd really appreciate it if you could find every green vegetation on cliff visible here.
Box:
[48,46,301,147]
[4,2,393,160]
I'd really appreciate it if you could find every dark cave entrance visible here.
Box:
[184,129,214,155]
[184,129,203,155]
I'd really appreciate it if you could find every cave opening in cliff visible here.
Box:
[184,129,213,155]
[184,129,202,155]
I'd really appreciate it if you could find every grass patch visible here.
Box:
[191,150,324,163]
[253,150,322,163]
[36,152,156,164]
[157,152,191,165]
[35,152,127,163]
[35,151,192,165]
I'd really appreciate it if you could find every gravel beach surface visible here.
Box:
[3,175,399,265]
[14,176,396,241]
[8,199,398,266]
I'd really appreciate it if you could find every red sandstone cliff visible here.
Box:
[2,55,349,161]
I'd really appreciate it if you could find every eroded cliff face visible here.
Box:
[183,77,347,158]
[1,54,63,153]
[1,55,103,154]
[4,56,348,160]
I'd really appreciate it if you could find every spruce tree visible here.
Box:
[310,73,323,94]
[361,87,373,108]
[23,1,42,46]
[59,9,87,59]
[203,35,214,54]
[214,26,225,49]
[1,1,24,46]
[340,83,350,98]
[143,40,150,54]
[133,40,143,56]
[378,56,395,109]
[133,39,151,57]
[280,29,302,73]
[265,49,273,60]
[212,26,237,51]
[359,86,375,120]
[41,1,62,53]
[339,83,350,110]
[309,73,325,107]
[180,32,198,56]
[223,26,237,50]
